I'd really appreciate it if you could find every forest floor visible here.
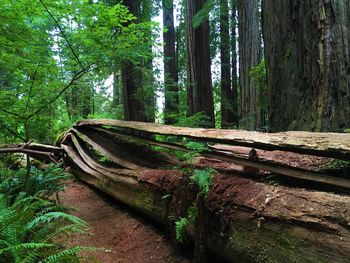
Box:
[59,180,191,263]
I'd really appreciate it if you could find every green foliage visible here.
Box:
[344,129,350,133]
[319,159,350,171]
[190,168,216,197]
[180,141,208,164]
[185,141,208,153]
[249,59,269,130]
[0,195,94,262]
[0,0,157,144]
[175,112,212,128]
[175,217,188,243]
[0,164,69,206]
[192,0,216,28]
[175,204,198,243]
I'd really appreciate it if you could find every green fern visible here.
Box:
[175,204,198,243]
[190,168,216,197]
[0,164,70,206]
[0,195,94,263]
[175,217,188,243]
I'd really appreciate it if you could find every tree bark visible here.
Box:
[230,0,239,127]
[237,0,261,130]
[186,0,215,127]
[263,0,350,132]
[163,0,179,125]
[61,124,350,263]
[121,0,148,122]
[76,118,350,160]
[220,0,233,129]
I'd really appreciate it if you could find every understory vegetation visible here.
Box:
[0,159,95,262]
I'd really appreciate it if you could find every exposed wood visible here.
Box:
[76,119,350,160]
[60,126,350,263]
[70,128,140,170]
[76,125,350,191]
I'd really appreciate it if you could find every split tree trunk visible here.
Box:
[60,121,350,263]
[263,0,350,132]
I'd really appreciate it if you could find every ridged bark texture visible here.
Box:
[230,0,239,127]
[163,0,179,124]
[186,0,215,127]
[263,0,350,132]
[238,0,261,130]
[122,1,144,121]
[220,0,234,128]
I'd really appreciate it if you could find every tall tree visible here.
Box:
[263,1,350,132]
[121,0,148,122]
[219,0,234,128]
[186,0,215,127]
[163,0,179,124]
[237,0,261,130]
[230,0,239,127]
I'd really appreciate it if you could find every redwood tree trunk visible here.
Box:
[230,0,239,127]
[186,0,215,127]
[237,0,261,130]
[220,0,233,128]
[163,0,179,125]
[263,0,350,132]
[122,0,146,122]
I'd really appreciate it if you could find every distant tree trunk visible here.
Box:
[230,0,239,127]
[186,0,215,127]
[112,70,121,109]
[237,0,261,130]
[140,0,156,123]
[220,0,232,129]
[71,85,79,118]
[163,0,179,125]
[121,0,146,122]
[263,0,350,132]
[81,85,91,118]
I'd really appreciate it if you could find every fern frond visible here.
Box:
[0,242,54,254]
[26,212,87,231]
[39,246,97,263]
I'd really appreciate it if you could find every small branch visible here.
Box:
[38,0,85,70]
[0,146,61,164]
[25,64,41,111]
[0,122,26,142]
[21,140,34,148]
[0,109,25,119]
[26,65,92,119]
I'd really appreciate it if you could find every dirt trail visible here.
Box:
[59,180,191,263]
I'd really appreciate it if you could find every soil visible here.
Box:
[59,180,191,263]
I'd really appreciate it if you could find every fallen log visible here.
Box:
[61,125,350,263]
[76,119,350,160]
